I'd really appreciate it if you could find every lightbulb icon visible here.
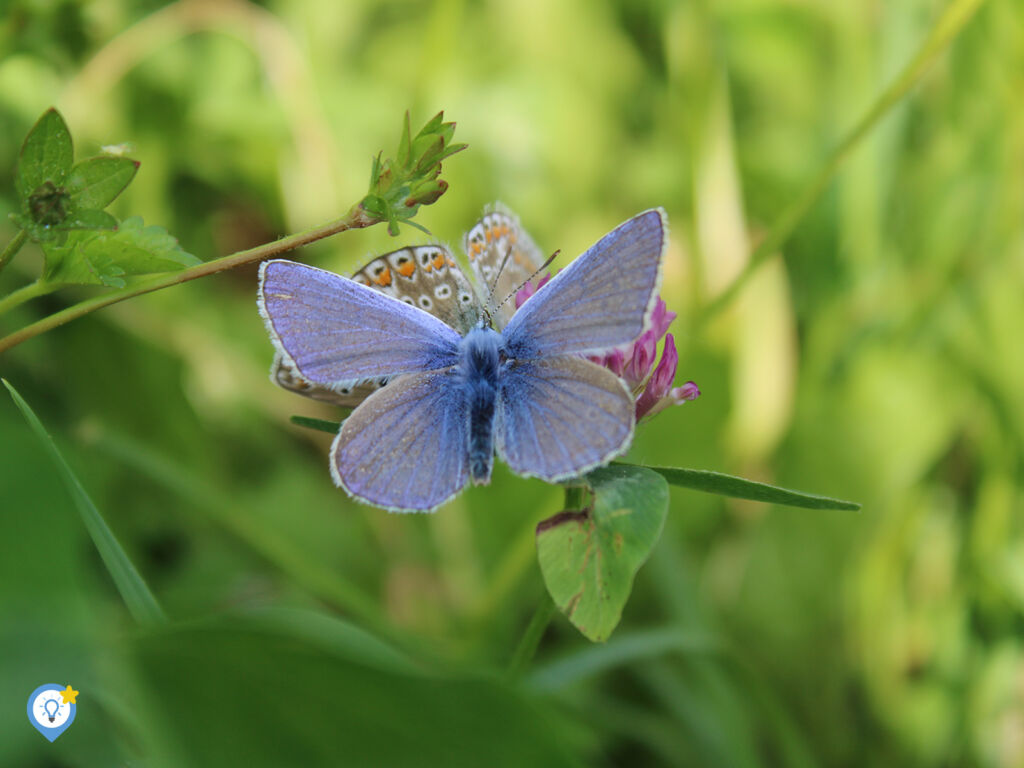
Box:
[27,684,77,741]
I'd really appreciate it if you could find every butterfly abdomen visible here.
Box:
[458,326,503,484]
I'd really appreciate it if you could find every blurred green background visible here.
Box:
[1,0,1022,765]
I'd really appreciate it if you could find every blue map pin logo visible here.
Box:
[27,684,77,742]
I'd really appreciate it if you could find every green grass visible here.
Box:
[1,0,1020,765]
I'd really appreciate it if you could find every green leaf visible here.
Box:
[16,108,73,200]
[290,415,344,433]
[58,208,118,231]
[44,215,200,287]
[536,465,669,642]
[527,626,719,693]
[19,219,67,244]
[131,618,581,767]
[623,463,862,511]
[360,111,466,235]
[396,112,412,168]
[2,379,166,627]
[66,155,139,210]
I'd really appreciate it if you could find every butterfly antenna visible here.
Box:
[487,241,516,303]
[495,249,560,313]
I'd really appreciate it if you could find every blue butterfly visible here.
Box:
[258,207,668,512]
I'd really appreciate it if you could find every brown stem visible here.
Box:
[0,205,377,356]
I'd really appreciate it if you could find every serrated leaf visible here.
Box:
[622,463,862,511]
[536,465,669,642]
[66,156,139,210]
[44,216,199,287]
[16,108,73,200]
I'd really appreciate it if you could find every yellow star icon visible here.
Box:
[59,685,78,704]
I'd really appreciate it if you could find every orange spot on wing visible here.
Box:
[374,267,392,287]
[398,261,416,277]
[432,253,445,269]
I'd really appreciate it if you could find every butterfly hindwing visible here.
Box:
[259,260,461,385]
[351,245,481,333]
[502,208,667,359]
[464,206,545,328]
[271,356,387,408]
[495,356,635,482]
[331,369,471,512]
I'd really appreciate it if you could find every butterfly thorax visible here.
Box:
[458,324,504,485]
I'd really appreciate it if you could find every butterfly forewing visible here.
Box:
[259,260,461,384]
[272,245,479,405]
[464,207,545,328]
[502,209,666,359]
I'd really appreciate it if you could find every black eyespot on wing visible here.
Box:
[419,296,434,310]
[435,284,452,299]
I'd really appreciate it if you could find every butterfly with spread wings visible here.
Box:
[259,205,667,511]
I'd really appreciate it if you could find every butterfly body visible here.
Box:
[458,323,504,484]
[259,207,668,512]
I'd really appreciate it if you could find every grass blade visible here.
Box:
[3,379,166,626]
[88,426,387,634]
[700,0,987,324]
[620,463,861,511]
[289,414,343,433]
[527,627,718,693]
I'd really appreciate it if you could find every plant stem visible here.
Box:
[0,204,376,356]
[0,279,60,316]
[506,593,558,681]
[698,0,987,326]
[505,485,584,680]
[564,484,585,511]
[0,229,28,275]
